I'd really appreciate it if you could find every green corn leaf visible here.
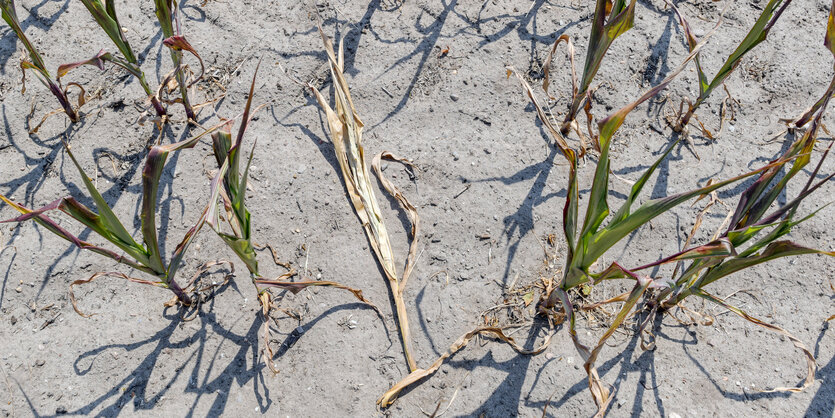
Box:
[141,124,221,275]
[633,238,736,271]
[699,240,835,287]
[579,0,637,92]
[595,10,719,149]
[58,197,152,268]
[674,257,725,288]
[1,0,47,72]
[2,0,79,122]
[610,139,678,225]
[154,0,175,38]
[698,0,790,104]
[230,61,260,230]
[0,195,154,274]
[166,157,228,284]
[577,139,611,248]
[79,0,136,64]
[64,145,144,255]
[211,123,233,170]
[733,132,817,229]
[578,160,784,280]
[235,143,255,239]
[217,232,258,275]
[726,221,781,248]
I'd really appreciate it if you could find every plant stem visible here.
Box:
[393,284,418,372]
[47,80,79,123]
[167,278,192,305]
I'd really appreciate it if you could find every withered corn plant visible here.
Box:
[209,61,376,371]
[557,0,637,136]
[155,0,204,121]
[0,126,227,314]
[668,0,791,134]
[310,27,548,406]
[1,0,85,125]
[310,24,427,375]
[72,0,167,117]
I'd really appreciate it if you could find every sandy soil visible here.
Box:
[1,0,834,416]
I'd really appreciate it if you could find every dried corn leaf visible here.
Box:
[377,325,554,407]
[310,23,418,372]
[697,290,815,393]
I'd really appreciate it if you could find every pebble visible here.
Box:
[35,359,45,367]
[545,352,555,360]
[450,94,460,102]
[452,152,460,161]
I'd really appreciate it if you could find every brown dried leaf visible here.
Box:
[70,271,164,318]
[378,325,554,407]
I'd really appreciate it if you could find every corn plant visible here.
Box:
[209,61,376,371]
[1,0,83,124]
[72,0,167,117]
[527,7,833,413]
[155,0,204,121]
[310,24,424,374]
[0,127,227,313]
[558,0,637,136]
[379,6,835,413]
[669,0,792,133]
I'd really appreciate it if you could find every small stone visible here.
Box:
[35,359,45,367]
[452,152,460,161]
[736,381,741,386]
[10,316,16,325]
[450,94,459,102]
[15,286,21,293]
[545,353,555,360]
[56,406,67,414]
